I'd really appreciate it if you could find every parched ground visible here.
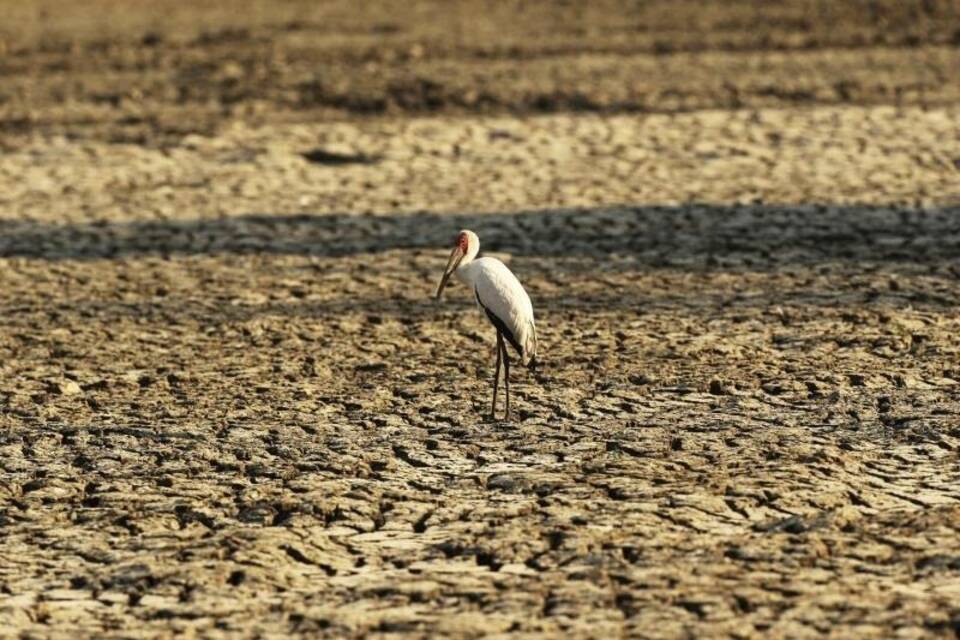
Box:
[1,2,960,638]
[2,0,960,147]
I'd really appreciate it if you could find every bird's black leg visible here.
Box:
[503,338,510,419]
[492,332,503,419]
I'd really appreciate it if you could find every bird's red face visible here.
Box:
[456,232,469,253]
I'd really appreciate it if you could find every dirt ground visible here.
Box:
[1,1,960,638]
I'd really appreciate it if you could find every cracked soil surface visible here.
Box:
[1,1,960,638]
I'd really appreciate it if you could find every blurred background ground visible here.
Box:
[1,0,959,146]
[1,2,960,638]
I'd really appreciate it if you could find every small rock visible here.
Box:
[832,506,862,531]
[893,373,922,389]
[757,514,808,534]
[486,473,529,493]
[52,380,83,396]
[628,373,655,386]
[708,379,730,395]
[847,373,866,387]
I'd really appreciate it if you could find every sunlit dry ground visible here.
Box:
[1,2,960,638]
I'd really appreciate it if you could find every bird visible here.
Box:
[435,229,537,420]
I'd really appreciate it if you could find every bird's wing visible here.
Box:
[473,258,536,364]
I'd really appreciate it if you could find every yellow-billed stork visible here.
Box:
[435,229,537,419]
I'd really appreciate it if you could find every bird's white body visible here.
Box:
[456,257,537,365]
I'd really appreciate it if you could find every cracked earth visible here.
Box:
[1,1,960,638]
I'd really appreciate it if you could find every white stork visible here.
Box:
[435,229,537,419]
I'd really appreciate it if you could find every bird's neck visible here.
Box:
[454,256,479,287]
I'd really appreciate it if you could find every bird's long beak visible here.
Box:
[435,246,464,299]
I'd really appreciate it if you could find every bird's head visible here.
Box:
[434,229,479,299]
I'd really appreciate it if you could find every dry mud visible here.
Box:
[2,2,960,639]
[2,0,960,146]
